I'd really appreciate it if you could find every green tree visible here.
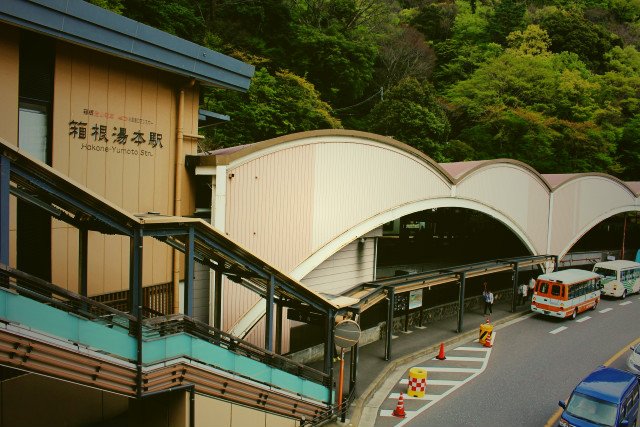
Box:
[366,78,451,161]
[121,0,206,42]
[289,25,378,104]
[486,0,527,43]
[506,24,551,56]
[202,68,341,148]
[529,6,622,72]
[618,115,640,180]
[411,1,458,42]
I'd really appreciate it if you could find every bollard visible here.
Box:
[407,367,427,398]
[479,318,494,345]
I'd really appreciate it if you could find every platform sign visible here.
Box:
[287,308,323,325]
[409,289,423,310]
[334,319,361,348]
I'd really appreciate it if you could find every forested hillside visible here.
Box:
[91,0,640,179]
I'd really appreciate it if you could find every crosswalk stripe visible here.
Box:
[389,393,440,400]
[599,308,613,313]
[576,316,591,323]
[431,356,485,362]
[400,378,460,385]
[550,326,568,334]
[415,366,481,373]
[455,346,489,352]
[620,301,633,306]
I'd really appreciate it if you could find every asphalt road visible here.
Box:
[380,295,640,427]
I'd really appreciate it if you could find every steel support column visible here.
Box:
[184,227,195,317]
[213,269,222,329]
[0,156,9,265]
[78,228,88,298]
[553,255,559,272]
[323,309,335,405]
[129,228,143,397]
[275,301,283,354]
[265,275,275,351]
[511,262,519,313]
[456,272,466,333]
[385,287,395,361]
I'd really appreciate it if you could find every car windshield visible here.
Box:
[635,344,640,355]
[566,393,617,426]
[593,267,616,279]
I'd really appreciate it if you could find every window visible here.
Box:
[18,31,54,165]
[551,284,561,297]
[16,30,54,282]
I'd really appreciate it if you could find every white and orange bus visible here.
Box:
[531,269,602,320]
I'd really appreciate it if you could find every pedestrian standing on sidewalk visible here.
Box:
[528,277,536,299]
[483,287,494,315]
[519,282,528,305]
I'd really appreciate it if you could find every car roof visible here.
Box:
[575,367,638,403]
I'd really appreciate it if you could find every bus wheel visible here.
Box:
[622,290,627,299]
[571,310,577,320]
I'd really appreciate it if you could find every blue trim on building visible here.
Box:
[0,287,330,403]
[0,0,254,90]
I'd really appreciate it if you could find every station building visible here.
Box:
[0,1,340,426]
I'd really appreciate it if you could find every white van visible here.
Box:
[592,260,640,299]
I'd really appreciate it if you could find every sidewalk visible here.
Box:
[325,300,532,427]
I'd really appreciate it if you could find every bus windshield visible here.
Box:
[593,267,616,280]
[565,393,617,426]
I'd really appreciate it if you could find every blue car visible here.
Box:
[559,366,639,427]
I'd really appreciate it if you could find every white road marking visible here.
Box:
[386,334,496,426]
[455,346,489,352]
[380,409,418,417]
[400,378,461,386]
[550,326,568,335]
[389,393,440,400]
[431,356,485,362]
[415,366,481,373]
[576,316,591,323]
[599,308,613,313]
[620,301,632,306]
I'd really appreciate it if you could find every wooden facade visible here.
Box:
[1,22,201,295]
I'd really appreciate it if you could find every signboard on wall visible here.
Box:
[68,109,166,158]
[287,308,324,325]
[409,289,423,310]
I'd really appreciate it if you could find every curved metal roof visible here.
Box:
[188,129,640,196]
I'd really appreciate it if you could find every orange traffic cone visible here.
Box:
[436,342,446,360]
[392,393,407,418]
[484,333,493,348]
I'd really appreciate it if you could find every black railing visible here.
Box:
[143,314,331,387]
[0,263,137,334]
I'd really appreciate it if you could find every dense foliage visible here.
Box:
[91,0,640,179]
